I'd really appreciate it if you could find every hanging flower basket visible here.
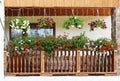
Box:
[10,17,30,31]
[10,17,30,37]
[37,17,55,28]
[88,19,107,31]
[63,16,83,29]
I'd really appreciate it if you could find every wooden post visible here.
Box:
[77,50,80,72]
[114,50,118,73]
[4,51,7,75]
[41,51,45,73]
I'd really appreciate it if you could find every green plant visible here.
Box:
[72,33,90,49]
[63,16,83,29]
[7,35,117,56]
[10,17,30,31]
[37,17,54,28]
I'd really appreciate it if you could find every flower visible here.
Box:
[88,19,107,31]
[37,17,54,28]
[10,17,30,31]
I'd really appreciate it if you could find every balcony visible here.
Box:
[4,49,118,76]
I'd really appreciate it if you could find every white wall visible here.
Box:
[5,16,112,41]
[56,16,111,40]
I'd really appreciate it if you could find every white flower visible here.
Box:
[70,25,75,28]
[17,51,21,55]
[74,16,77,19]
[21,48,24,50]
[10,17,30,30]
[15,19,19,24]
[16,26,19,29]
[28,40,31,42]
[77,25,82,28]
[21,26,26,29]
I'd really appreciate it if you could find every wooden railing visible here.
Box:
[4,50,118,76]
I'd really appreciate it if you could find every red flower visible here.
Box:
[35,45,38,49]
[115,44,118,49]
[14,52,17,56]
[37,40,41,45]
[8,43,13,47]
[100,48,103,52]
[44,37,46,40]
[57,44,60,46]
[107,42,111,45]
[52,46,54,49]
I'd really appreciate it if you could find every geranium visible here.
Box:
[37,17,54,28]
[10,17,30,31]
[88,19,107,31]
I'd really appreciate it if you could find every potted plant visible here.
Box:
[63,16,83,29]
[37,17,54,28]
[88,19,107,31]
[10,17,30,36]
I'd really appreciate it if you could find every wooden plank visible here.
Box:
[114,50,118,73]
[82,51,84,72]
[24,54,26,72]
[68,51,70,72]
[72,50,74,72]
[60,50,63,72]
[20,55,22,72]
[16,56,19,72]
[77,50,80,72]
[39,54,41,72]
[63,51,66,72]
[28,54,31,72]
[47,54,49,72]
[64,51,66,72]
[53,51,56,72]
[94,51,96,72]
[98,54,100,72]
[57,50,59,72]
[86,50,88,72]
[90,51,92,72]
[109,51,112,72]
[9,56,12,72]
[41,51,45,73]
[102,53,104,72]
[4,51,7,74]
[32,54,34,72]
[13,56,15,72]
[105,53,108,72]
[36,54,38,72]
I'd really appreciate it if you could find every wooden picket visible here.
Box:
[5,49,117,76]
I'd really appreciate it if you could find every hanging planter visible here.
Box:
[88,19,107,31]
[10,17,30,31]
[63,16,83,29]
[37,17,55,28]
[10,17,30,37]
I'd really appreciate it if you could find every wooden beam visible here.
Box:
[5,7,112,16]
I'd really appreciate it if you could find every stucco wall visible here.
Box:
[5,16,111,41]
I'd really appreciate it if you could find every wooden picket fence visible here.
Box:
[4,49,118,76]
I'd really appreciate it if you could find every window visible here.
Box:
[10,23,55,40]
